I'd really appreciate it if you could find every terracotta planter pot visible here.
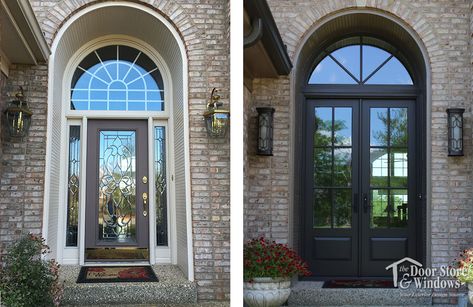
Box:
[243,277,291,307]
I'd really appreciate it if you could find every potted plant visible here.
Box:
[244,237,311,307]
[455,248,473,304]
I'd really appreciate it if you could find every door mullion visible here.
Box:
[357,98,363,277]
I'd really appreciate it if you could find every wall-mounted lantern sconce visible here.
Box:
[447,108,464,156]
[256,107,275,156]
[4,87,32,138]
[203,88,230,138]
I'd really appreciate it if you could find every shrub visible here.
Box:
[244,237,311,282]
[455,247,473,284]
[0,234,63,307]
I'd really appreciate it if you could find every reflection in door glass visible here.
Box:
[98,131,137,242]
[314,107,332,146]
[370,108,388,146]
[313,107,352,229]
[369,107,408,228]
[334,189,351,228]
[390,108,408,146]
[314,189,331,228]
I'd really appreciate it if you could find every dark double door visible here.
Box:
[304,99,417,277]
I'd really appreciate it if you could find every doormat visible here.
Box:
[322,279,394,288]
[77,266,158,283]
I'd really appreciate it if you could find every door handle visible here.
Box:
[363,193,369,213]
[142,192,148,217]
[354,193,359,213]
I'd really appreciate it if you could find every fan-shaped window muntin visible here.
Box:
[71,45,165,111]
[308,36,414,85]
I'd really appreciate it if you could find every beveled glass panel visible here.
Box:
[308,56,357,84]
[391,189,408,227]
[66,126,80,246]
[314,148,332,187]
[334,148,351,187]
[365,57,413,85]
[391,149,408,187]
[370,148,388,187]
[371,189,389,228]
[370,108,388,146]
[331,46,360,81]
[314,107,332,146]
[314,189,331,228]
[334,189,351,228]
[155,126,168,246]
[334,107,352,146]
[98,130,137,243]
[390,108,408,146]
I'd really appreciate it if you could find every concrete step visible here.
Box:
[288,281,433,306]
[60,265,197,305]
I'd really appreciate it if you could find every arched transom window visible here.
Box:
[309,36,413,85]
[71,45,164,111]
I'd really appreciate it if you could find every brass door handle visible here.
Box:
[142,192,148,217]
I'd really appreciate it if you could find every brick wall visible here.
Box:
[10,0,230,301]
[244,0,473,304]
[244,77,291,244]
[0,64,48,261]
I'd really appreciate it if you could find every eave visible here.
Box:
[244,0,292,85]
[0,0,50,75]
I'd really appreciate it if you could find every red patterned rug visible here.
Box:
[323,279,394,288]
[77,266,158,283]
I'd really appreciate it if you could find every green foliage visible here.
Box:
[454,248,473,284]
[0,234,63,307]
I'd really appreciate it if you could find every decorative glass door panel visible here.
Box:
[98,131,137,243]
[85,120,149,261]
[306,99,416,277]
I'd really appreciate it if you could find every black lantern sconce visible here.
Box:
[256,107,275,156]
[4,87,32,138]
[203,88,230,138]
[447,108,464,156]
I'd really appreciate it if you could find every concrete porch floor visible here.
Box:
[288,280,434,306]
[60,265,198,306]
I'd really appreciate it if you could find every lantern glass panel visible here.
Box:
[447,109,464,156]
[257,108,275,155]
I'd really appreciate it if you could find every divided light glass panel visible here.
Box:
[313,107,353,229]
[71,45,165,111]
[66,126,80,246]
[370,107,409,228]
[308,37,413,85]
[155,127,168,246]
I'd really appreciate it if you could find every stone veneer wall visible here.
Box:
[244,0,473,304]
[0,0,230,301]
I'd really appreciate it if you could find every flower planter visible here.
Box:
[243,277,291,307]
[468,282,473,304]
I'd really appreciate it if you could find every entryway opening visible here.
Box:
[43,2,193,280]
[294,13,427,280]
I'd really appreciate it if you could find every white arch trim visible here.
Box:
[41,1,194,280]
[289,8,432,266]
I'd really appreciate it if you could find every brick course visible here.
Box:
[0,0,230,301]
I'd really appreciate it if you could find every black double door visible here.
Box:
[304,99,417,277]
